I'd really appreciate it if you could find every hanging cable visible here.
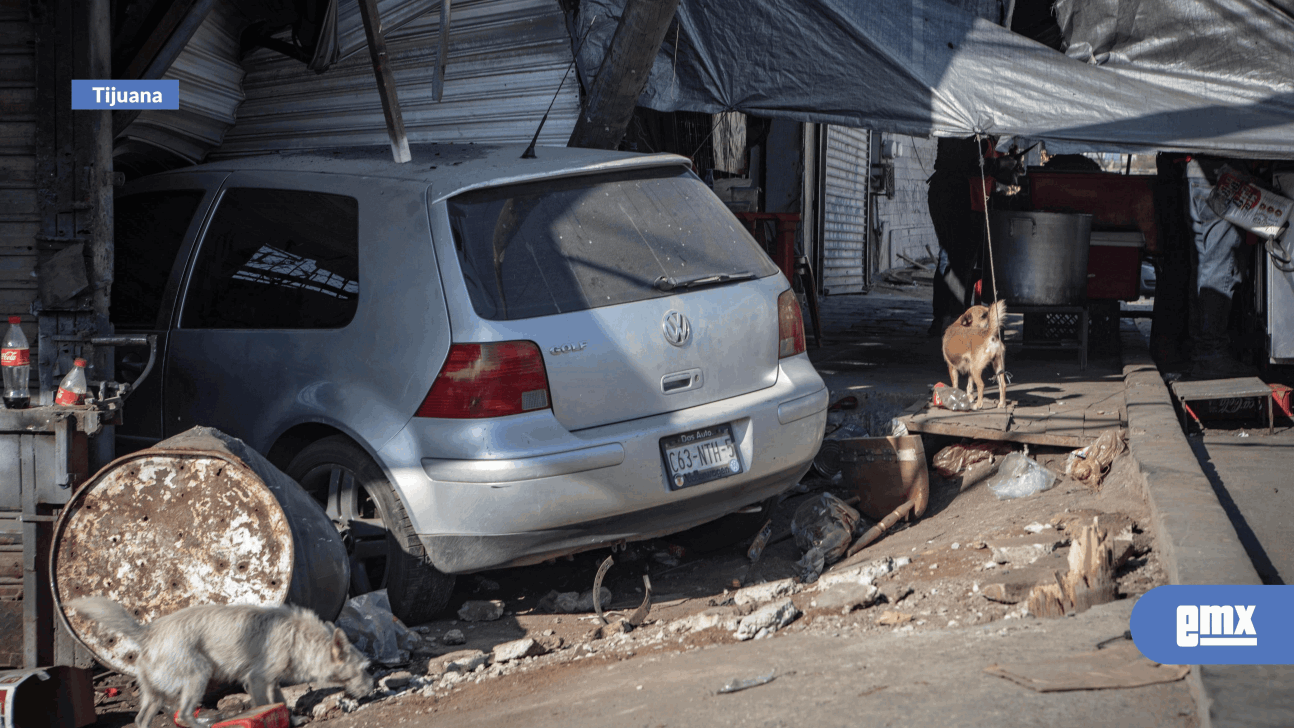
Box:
[975,133,999,304]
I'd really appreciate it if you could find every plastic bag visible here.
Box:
[1207,164,1294,239]
[985,452,1057,499]
[790,493,863,582]
[932,383,973,411]
[932,441,1014,478]
[827,419,870,440]
[335,589,420,666]
[1065,428,1126,486]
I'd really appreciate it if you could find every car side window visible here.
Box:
[112,190,204,329]
[182,188,360,330]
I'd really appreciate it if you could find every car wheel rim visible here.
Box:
[301,463,391,596]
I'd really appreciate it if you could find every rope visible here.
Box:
[975,133,999,304]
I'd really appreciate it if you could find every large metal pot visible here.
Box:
[989,211,1092,305]
[50,427,348,675]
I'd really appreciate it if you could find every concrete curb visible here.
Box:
[1120,325,1294,728]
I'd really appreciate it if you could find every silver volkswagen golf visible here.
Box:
[112,143,828,622]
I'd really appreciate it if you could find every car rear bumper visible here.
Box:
[420,458,809,572]
[378,356,826,573]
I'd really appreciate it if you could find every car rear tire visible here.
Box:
[286,435,454,624]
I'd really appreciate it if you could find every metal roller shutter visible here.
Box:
[0,2,37,345]
[821,125,869,295]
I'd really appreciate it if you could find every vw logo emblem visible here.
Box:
[662,310,691,347]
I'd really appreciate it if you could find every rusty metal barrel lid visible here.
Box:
[50,427,347,675]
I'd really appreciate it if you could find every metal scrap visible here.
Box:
[592,554,614,625]
[717,670,777,694]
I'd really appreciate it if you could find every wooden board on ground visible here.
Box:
[899,388,1126,448]
[900,406,1091,448]
[984,641,1189,692]
[907,404,1013,432]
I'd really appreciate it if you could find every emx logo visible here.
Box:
[1133,586,1294,664]
[1177,605,1257,646]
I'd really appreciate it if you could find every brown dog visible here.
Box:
[941,300,1008,409]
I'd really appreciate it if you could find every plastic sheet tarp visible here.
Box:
[574,0,1294,158]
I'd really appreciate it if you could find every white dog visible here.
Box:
[68,598,373,728]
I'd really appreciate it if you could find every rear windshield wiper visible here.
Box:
[654,271,756,292]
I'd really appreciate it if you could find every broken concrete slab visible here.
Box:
[812,582,880,613]
[457,600,505,622]
[492,638,548,664]
[380,671,414,691]
[732,578,799,607]
[814,556,906,590]
[990,534,1069,565]
[667,607,742,634]
[735,598,800,641]
[428,650,488,677]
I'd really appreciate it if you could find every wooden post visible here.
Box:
[357,0,412,163]
[431,0,452,102]
[87,0,116,470]
[1025,520,1116,618]
[567,0,679,150]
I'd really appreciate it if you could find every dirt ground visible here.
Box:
[90,426,1169,728]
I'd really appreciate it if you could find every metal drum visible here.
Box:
[989,211,1093,305]
[49,427,348,675]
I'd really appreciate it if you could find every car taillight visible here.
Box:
[777,290,806,358]
[415,341,551,418]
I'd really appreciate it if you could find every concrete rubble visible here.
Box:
[457,599,505,622]
[536,587,613,613]
[492,638,548,663]
[735,598,801,641]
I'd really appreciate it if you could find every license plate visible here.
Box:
[660,424,743,490]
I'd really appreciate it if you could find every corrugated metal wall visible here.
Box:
[0,0,37,340]
[335,0,436,61]
[821,125,870,295]
[215,0,579,157]
[118,0,248,164]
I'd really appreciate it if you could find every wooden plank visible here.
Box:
[909,406,1011,431]
[1171,376,1270,401]
[357,0,411,163]
[431,0,452,102]
[567,0,681,150]
[900,416,1091,448]
[122,0,199,80]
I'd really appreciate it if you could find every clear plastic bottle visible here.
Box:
[2,316,30,409]
[55,358,88,406]
[933,382,974,411]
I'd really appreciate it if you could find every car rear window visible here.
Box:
[447,167,780,321]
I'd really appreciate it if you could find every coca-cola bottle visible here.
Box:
[2,316,30,409]
[55,358,88,406]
